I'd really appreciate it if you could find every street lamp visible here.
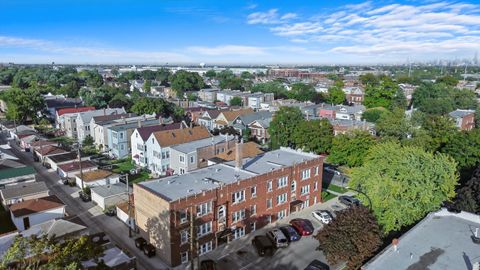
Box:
[346,186,373,210]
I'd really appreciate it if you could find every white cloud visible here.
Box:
[272,22,323,36]
[187,45,266,55]
[247,9,296,24]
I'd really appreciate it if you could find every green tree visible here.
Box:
[436,75,459,87]
[364,79,398,108]
[288,83,316,102]
[350,142,458,233]
[205,70,217,78]
[440,129,480,173]
[315,206,382,270]
[252,81,288,99]
[57,80,81,97]
[413,83,477,115]
[328,130,376,167]
[326,86,346,105]
[229,96,243,106]
[240,71,253,79]
[130,97,176,117]
[292,119,333,154]
[219,77,250,91]
[391,88,407,110]
[361,108,390,123]
[421,115,457,150]
[359,73,379,86]
[1,88,45,123]
[170,70,204,97]
[269,107,304,149]
[144,79,152,92]
[82,135,94,146]
[453,166,480,214]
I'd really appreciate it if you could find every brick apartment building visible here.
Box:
[449,109,476,131]
[134,146,324,267]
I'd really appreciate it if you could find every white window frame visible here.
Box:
[250,204,256,215]
[232,190,245,204]
[196,201,212,217]
[180,155,185,164]
[232,209,246,223]
[180,229,188,244]
[266,198,272,209]
[277,176,288,188]
[217,205,226,220]
[199,241,213,255]
[301,185,310,195]
[267,180,272,192]
[180,209,188,224]
[277,209,287,220]
[301,169,311,180]
[251,186,256,198]
[291,180,296,193]
[277,193,287,205]
[197,221,212,237]
[181,252,188,264]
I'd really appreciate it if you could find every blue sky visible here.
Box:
[1,0,479,64]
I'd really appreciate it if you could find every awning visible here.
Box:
[216,228,232,238]
[290,200,303,207]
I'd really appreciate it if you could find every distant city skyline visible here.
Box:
[1,0,480,64]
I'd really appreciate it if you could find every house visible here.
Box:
[449,109,475,131]
[107,118,160,159]
[213,108,254,129]
[21,219,88,240]
[248,118,272,143]
[131,122,185,167]
[89,113,141,150]
[57,160,97,179]
[145,126,211,175]
[129,79,144,92]
[9,195,66,231]
[169,135,236,174]
[198,88,220,102]
[208,141,263,165]
[185,107,208,124]
[116,200,135,230]
[91,183,128,210]
[134,147,324,267]
[44,95,83,119]
[231,111,273,133]
[44,152,85,172]
[329,119,376,136]
[75,169,120,188]
[197,109,226,130]
[343,87,364,105]
[33,145,68,163]
[0,166,36,188]
[19,135,39,151]
[29,140,58,152]
[0,181,50,207]
[55,106,95,129]
[317,104,365,121]
[363,208,480,270]
[74,108,126,142]
[10,125,36,142]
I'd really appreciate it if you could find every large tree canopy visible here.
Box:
[269,106,304,149]
[169,70,204,97]
[413,83,477,115]
[453,166,480,214]
[287,83,316,102]
[292,119,333,154]
[328,130,376,167]
[251,81,288,99]
[1,88,45,123]
[315,206,382,270]
[350,142,458,233]
[363,78,399,109]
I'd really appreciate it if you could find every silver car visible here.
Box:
[266,229,289,248]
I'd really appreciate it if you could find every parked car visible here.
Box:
[252,235,275,257]
[324,166,340,175]
[143,243,156,257]
[289,219,314,236]
[200,260,218,270]
[338,195,360,207]
[135,237,147,250]
[79,191,91,202]
[304,260,330,270]
[266,229,289,248]
[279,225,301,242]
[312,210,333,224]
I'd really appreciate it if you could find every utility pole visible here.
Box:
[189,205,195,270]
[126,174,133,238]
[77,143,84,189]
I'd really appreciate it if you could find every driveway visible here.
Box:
[188,196,352,270]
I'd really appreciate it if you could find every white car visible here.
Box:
[312,210,333,224]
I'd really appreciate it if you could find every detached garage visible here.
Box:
[91,183,128,210]
[9,195,66,231]
[75,169,120,188]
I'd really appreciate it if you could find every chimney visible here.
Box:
[235,139,243,170]
[103,108,106,116]
[159,117,163,125]
[137,119,142,128]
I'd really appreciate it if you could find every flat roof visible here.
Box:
[0,166,35,181]
[0,181,49,200]
[91,183,127,198]
[139,147,319,202]
[171,135,235,154]
[363,208,480,270]
[47,152,78,163]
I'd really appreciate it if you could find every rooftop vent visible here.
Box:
[187,189,194,193]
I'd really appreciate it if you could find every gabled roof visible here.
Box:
[56,107,95,117]
[250,118,272,129]
[0,182,49,201]
[235,111,273,126]
[153,126,211,147]
[9,195,65,217]
[219,108,254,122]
[58,161,97,172]
[136,122,183,141]
[22,219,87,239]
[214,142,264,161]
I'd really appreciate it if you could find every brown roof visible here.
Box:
[215,142,264,161]
[153,126,211,147]
[10,195,65,217]
[76,169,115,182]
[35,145,68,156]
[116,201,134,218]
[220,108,254,122]
[58,161,97,172]
[30,140,57,148]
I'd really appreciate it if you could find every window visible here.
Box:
[250,204,257,215]
[137,143,143,151]
[120,144,124,150]
[199,241,213,255]
[162,152,166,159]
[267,181,272,192]
[190,156,195,164]
[181,252,188,264]
[120,132,124,139]
[251,186,256,198]
[179,209,187,223]
[277,193,287,205]
[232,190,245,204]
[277,209,287,220]
[217,205,226,220]
[233,227,245,239]
[166,151,170,158]
[266,198,272,209]
[232,209,246,223]
[250,222,256,232]
[151,138,154,144]
[301,185,310,195]
[180,168,185,174]
[180,229,188,244]
[301,169,311,180]
[314,182,318,191]
[277,176,288,188]
[197,221,212,237]
[180,155,185,164]
[196,201,212,217]
[291,180,296,193]
[267,215,272,224]
[315,166,319,175]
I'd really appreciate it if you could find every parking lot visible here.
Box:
[193,194,354,270]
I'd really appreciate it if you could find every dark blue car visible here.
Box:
[279,225,301,242]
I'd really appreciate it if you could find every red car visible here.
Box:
[289,218,314,236]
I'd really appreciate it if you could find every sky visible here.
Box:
[0,0,480,65]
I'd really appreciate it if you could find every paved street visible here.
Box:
[181,193,353,270]
[0,131,169,270]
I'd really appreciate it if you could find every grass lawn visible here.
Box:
[0,206,16,234]
[322,192,338,202]
[129,171,151,184]
[323,183,348,194]
[112,158,135,173]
